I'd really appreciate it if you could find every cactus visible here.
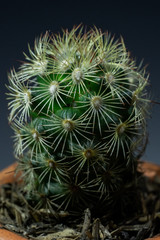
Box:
[7,25,150,217]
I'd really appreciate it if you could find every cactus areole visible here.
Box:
[7,25,150,217]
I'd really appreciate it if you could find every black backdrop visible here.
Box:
[1,1,160,169]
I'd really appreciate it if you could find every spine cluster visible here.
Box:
[7,26,150,215]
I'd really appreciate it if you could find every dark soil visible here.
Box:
[0,174,160,240]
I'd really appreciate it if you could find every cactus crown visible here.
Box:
[7,25,150,216]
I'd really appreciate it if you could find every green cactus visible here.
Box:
[7,25,150,217]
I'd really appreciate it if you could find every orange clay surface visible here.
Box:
[0,227,27,240]
[0,162,20,185]
[138,161,160,180]
[146,235,160,240]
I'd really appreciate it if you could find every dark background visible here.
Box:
[1,1,160,169]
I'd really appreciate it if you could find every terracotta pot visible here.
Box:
[0,162,19,185]
[0,161,160,240]
[0,163,27,240]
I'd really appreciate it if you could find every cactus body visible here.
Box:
[7,26,150,216]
